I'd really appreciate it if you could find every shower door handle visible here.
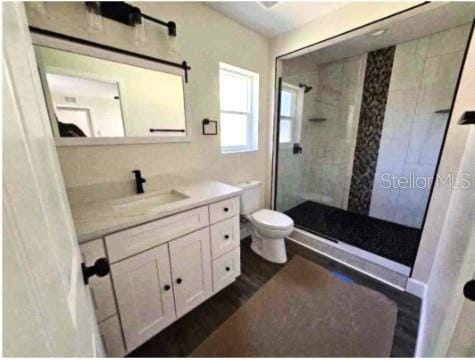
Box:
[293,143,303,154]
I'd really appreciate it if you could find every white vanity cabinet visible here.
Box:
[81,195,241,356]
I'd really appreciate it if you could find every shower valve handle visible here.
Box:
[293,143,303,154]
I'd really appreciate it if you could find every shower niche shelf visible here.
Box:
[308,117,327,122]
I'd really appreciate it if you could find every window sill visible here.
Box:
[221,148,258,155]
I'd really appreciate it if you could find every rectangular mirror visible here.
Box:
[31,31,191,146]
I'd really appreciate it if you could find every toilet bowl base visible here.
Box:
[250,231,287,264]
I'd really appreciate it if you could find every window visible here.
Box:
[279,83,303,144]
[219,63,259,153]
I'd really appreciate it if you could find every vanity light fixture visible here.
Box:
[85,2,177,37]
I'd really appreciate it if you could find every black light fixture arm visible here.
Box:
[86,2,177,37]
[141,13,176,37]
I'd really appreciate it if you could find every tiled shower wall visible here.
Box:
[302,55,366,210]
[278,54,366,211]
[370,24,471,228]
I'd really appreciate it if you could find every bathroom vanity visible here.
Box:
[76,181,242,356]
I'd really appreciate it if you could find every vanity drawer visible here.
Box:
[210,216,240,259]
[98,315,126,357]
[79,239,116,322]
[105,206,209,262]
[212,247,241,293]
[209,196,240,224]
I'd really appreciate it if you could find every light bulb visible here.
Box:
[86,7,103,33]
[133,22,147,45]
[168,35,179,56]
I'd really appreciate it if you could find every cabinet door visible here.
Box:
[169,228,212,318]
[111,244,176,351]
[98,315,126,357]
[79,239,116,322]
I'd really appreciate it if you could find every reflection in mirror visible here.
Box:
[34,45,187,140]
[49,73,125,137]
[275,2,475,270]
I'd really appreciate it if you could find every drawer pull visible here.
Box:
[226,266,231,272]
[176,278,183,284]
[224,207,229,212]
[224,234,230,239]
[164,284,171,291]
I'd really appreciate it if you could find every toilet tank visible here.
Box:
[237,180,262,215]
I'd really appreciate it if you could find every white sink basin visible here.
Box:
[111,189,189,214]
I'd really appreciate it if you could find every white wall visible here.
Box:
[26,2,270,205]
[370,25,471,228]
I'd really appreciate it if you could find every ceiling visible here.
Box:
[204,1,348,38]
[284,2,475,66]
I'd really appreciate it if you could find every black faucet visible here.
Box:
[132,170,146,194]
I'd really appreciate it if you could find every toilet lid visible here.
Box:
[251,209,294,230]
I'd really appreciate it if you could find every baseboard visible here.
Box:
[414,283,428,357]
[406,278,426,299]
[406,278,427,357]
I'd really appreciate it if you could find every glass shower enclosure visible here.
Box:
[274,3,475,270]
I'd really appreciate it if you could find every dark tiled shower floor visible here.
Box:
[285,201,421,266]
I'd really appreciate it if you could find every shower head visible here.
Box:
[299,83,313,94]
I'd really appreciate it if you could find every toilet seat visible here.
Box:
[251,209,294,230]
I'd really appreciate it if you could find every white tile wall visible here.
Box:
[279,53,367,207]
[370,24,471,228]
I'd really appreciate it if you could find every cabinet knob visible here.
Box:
[81,258,110,285]
[224,234,230,239]
[225,266,231,272]
[463,280,475,301]
[176,278,183,284]
[164,284,171,291]
[224,207,229,212]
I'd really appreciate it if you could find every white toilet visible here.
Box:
[238,180,294,264]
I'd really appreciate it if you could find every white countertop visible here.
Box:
[72,181,243,243]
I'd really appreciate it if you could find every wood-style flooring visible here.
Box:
[129,237,421,357]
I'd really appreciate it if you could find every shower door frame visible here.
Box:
[270,2,475,274]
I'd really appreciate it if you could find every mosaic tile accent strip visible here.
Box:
[348,46,395,215]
